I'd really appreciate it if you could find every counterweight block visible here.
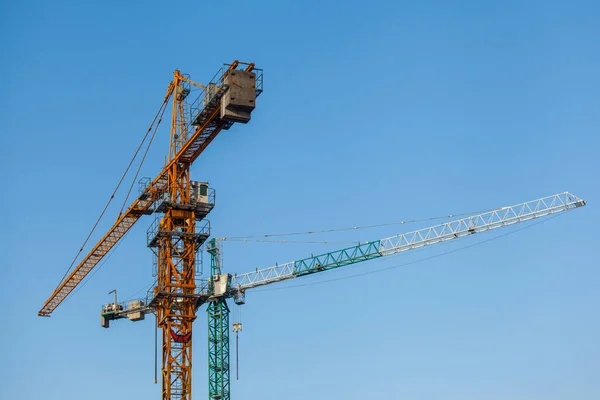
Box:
[221,70,256,123]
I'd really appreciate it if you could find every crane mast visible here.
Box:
[207,240,231,400]
[150,64,260,400]
[155,70,197,400]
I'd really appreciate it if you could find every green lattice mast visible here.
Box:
[207,239,230,400]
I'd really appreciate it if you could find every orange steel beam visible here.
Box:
[156,79,198,399]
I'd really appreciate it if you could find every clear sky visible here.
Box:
[1,1,598,399]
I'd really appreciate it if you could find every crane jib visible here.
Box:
[234,192,586,292]
[292,240,383,277]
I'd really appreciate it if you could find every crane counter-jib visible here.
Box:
[229,192,585,293]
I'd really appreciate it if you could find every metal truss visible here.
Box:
[230,192,585,293]
[207,240,230,400]
[231,261,296,290]
[207,299,230,400]
[378,192,585,256]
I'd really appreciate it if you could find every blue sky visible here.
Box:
[1,1,598,399]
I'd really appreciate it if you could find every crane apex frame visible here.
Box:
[38,60,587,400]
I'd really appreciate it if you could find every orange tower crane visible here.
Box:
[39,61,262,400]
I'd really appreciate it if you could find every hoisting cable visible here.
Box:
[62,228,131,303]
[232,304,242,380]
[252,214,562,293]
[220,207,501,240]
[117,100,169,218]
[124,279,157,303]
[54,97,172,291]
[219,239,361,245]
[154,313,158,384]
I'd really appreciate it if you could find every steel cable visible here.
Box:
[54,97,171,291]
[219,207,502,241]
[118,102,168,218]
[252,214,562,292]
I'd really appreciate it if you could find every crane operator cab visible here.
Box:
[190,181,209,205]
[189,181,214,220]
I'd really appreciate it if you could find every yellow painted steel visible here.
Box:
[156,71,197,399]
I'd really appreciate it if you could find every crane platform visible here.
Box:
[146,217,210,248]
